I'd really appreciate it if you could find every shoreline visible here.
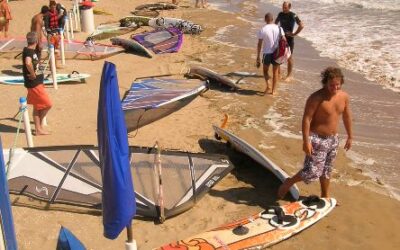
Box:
[1,0,400,249]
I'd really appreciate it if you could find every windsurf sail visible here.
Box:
[122,78,207,132]
[0,38,123,60]
[3,145,232,220]
[132,28,183,54]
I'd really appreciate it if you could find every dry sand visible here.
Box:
[1,0,400,249]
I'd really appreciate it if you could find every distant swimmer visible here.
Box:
[275,1,304,81]
[277,67,353,199]
[256,13,285,95]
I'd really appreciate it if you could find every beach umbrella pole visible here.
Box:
[124,224,137,250]
[69,11,74,39]
[65,16,71,42]
[60,29,66,66]
[19,97,34,147]
[49,44,58,90]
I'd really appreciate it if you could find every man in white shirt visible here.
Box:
[256,13,283,95]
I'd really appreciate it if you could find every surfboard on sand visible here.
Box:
[188,65,239,90]
[120,16,152,27]
[156,196,337,250]
[213,125,300,200]
[110,37,153,58]
[89,22,138,41]
[148,17,203,34]
[135,2,178,11]
[0,73,90,85]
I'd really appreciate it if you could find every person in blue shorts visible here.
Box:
[256,13,284,95]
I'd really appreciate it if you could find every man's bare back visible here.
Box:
[31,14,44,39]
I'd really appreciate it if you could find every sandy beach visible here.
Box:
[1,0,400,249]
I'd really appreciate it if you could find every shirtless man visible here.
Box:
[277,67,353,199]
[31,6,50,60]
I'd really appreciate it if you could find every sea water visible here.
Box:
[208,0,400,199]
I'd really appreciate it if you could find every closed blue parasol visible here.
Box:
[56,226,86,250]
[0,137,18,250]
[97,62,136,240]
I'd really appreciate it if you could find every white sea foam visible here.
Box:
[258,143,276,150]
[268,0,400,92]
[263,107,302,140]
[345,151,376,166]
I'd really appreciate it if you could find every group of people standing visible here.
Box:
[257,2,353,200]
[257,1,303,95]
[22,0,68,136]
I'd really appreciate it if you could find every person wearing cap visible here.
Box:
[23,32,52,136]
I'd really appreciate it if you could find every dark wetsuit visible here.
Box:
[275,11,302,53]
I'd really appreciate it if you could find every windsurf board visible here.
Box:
[0,73,90,85]
[89,22,138,40]
[131,9,160,18]
[156,197,336,249]
[110,38,153,58]
[135,2,178,11]
[213,125,300,200]
[188,65,239,90]
[120,16,151,27]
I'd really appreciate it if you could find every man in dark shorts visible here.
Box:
[256,13,284,95]
[275,1,304,81]
[23,32,52,135]
[277,67,353,199]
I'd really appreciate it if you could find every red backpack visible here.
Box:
[273,27,291,65]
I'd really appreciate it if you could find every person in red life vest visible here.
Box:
[44,0,62,68]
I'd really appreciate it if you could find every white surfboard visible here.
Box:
[0,73,90,85]
[213,125,300,200]
[157,197,336,249]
